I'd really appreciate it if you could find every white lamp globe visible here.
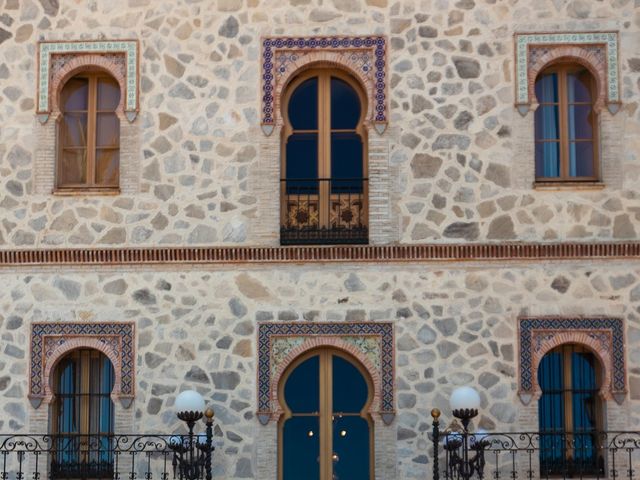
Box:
[450,386,481,412]
[175,390,205,414]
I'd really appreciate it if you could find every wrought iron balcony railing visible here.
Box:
[434,430,640,480]
[0,434,212,480]
[280,178,368,245]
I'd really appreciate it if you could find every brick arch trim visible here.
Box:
[51,54,127,116]
[518,317,626,405]
[275,53,375,128]
[270,337,382,421]
[29,322,136,409]
[528,46,606,113]
[42,337,123,403]
[530,331,612,400]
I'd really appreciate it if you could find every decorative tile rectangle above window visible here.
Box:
[29,322,136,408]
[518,316,626,405]
[257,321,394,425]
[514,32,620,115]
[260,36,388,135]
[37,40,139,123]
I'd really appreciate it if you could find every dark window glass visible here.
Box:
[332,416,370,480]
[534,106,559,141]
[283,417,320,480]
[288,77,318,130]
[568,105,593,140]
[61,77,89,111]
[331,77,361,129]
[284,355,319,413]
[97,78,120,110]
[569,142,594,177]
[535,142,560,178]
[286,133,318,194]
[332,355,367,413]
[535,73,558,103]
[331,133,363,193]
[567,71,593,103]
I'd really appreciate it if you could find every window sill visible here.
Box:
[52,188,121,196]
[533,182,605,191]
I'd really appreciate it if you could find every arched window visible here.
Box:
[281,70,368,245]
[279,349,372,480]
[51,349,115,479]
[534,64,599,182]
[58,73,120,192]
[538,344,604,476]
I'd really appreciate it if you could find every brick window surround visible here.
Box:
[518,316,626,405]
[511,31,624,189]
[34,40,141,195]
[252,36,397,245]
[28,322,136,409]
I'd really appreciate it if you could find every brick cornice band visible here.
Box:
[1,242,640,267]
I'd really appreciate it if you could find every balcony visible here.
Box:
[280,178,368,245]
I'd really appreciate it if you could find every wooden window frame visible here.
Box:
[277,348,374,480]
[280,69,369,232]
[55,73,121,195]
[534,64,600,184]
[539,344,604,463]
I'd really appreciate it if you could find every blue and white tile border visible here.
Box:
[29,322,136,409]
[37,40,139,123]
[515,32,620,115]
[260,36,388,136]
[518,316,626,405]
[257,321,395,425]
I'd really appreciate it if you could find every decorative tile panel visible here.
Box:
[518,317,625,404]
[37,40,139,122]
[257,322,394,424]
[261,36,387,134]
[29,322,135,408]
[515,32,620,114]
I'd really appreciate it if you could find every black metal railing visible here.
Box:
[432,429,640,480]
[0,434,213,479]
[280,178,368,245]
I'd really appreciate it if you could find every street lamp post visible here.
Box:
[170,390,215,480]
[432,386,489,480]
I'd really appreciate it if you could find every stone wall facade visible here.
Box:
[1,0,640,479]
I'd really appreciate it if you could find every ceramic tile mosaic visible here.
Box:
[257,321,394,421]
[37,40,139,115]
[29,322,135,401]
[515,32,619,105]
[519,317,625,397]
[261,36,387,128]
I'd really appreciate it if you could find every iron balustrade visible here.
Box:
[432,428,640,480]
[0,434,214,480]
[280,177,368,245]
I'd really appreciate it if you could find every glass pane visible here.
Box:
[62,113,88,147]
[331,132,363,194]
[535,142,560,178]
[567,69,593,103]
[568,105,593,140]
[97,77,120,110]
[286,133,318,195]
[535,73,558,103]
[284,355,319,413]
[332,356,368,413]
[332,416,370,480]
[331,77,361,129]
[538,350,564,433]
[96,113,120,147]
[569,142,594,177]
[288,77,318,130]
[60,149,87,185]
[534,105,559,140]
[95,149,120,186]
[283,416,320,480]
[61,77,89,111]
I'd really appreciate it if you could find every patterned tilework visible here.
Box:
[515,32,619,105]
[258,322,394,415]
[519,317,625,395]
[37,40,139,114]
[261,36,387,126]
[30,322,135,400]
